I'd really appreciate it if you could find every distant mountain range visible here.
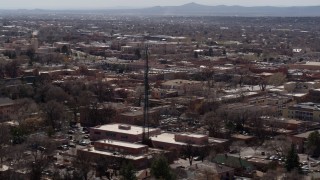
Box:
[1,2,320,17]
[109,2,320,16]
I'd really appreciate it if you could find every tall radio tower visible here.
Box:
[142,47,149,141]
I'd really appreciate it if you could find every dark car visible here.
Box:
[57,145,69,151]
[69,143,76,148]
[38,146,47,151]
[229,149,239,154]
[68,130,75,134]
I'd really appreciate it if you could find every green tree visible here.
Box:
[285,144,300,172]
[306,131,320,158]
[151,155,175,180]
[120,162,137,180]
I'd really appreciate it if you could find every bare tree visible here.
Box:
[44,85,70,103]
[258,77,267,91]
[202,111,223,137]
[26,135,57,180]
[284,168,303,180]
[134,86,144,106]
[261,168,284,180]
[263,135,292,156]
[181,143,197,166]
[12,98,39,124]
[268,73,287,86]
[41,100,70,131]
[73,152,94,180]
[0,123,11,166]
[88,80,114,103]
[5,59,20,78]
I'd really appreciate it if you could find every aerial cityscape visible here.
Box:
[1,1,320,180]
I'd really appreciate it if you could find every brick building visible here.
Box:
[90,123,161,142]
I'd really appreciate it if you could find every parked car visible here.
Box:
[311,162,318,167]
[229,149,239,154]
[38,146,46,151]
[78,140,90,146]
[69,143,76,148]
[68,130,75,134]
[57,145,69,151]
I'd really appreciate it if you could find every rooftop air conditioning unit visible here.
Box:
[118,124,131,130]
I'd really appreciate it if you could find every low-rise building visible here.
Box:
[282,102,320,122]
[117,109,160,126]
[161,79,203,95]
[291,130,320,153]
[0,97,15,122]
[188,161,234,180]
[150,133,228,153]
[77,139,163,169]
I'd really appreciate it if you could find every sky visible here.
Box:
[0,0,319,9]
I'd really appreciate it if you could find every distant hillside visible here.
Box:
[103,2,320,17]
[1,2,320,17]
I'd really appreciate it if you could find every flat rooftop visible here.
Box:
[0,97,14,106]
[150,133,213,146]
[150,133,186,146]
[179,133,207,138]
[232,134,255,140]
[120,109,156,117]
[79,148,145,160]
[290,102,320,111]
[295,130,320,139]
[91,123,160,135]
[261,117,303,125]
[96,139,147,149]
[162,79,202,86]
[208,137,229,144]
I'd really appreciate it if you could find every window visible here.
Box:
[106,132,116,137]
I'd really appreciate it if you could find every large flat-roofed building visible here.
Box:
[90,123,161,142]
[150,133,228,152]
[282,102,320,122]
[78,139,157,169]
[260,116,314,132]
[94,139,148,155]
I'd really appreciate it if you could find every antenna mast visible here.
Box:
[143,46,149,141]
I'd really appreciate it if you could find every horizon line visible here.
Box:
[0,3,320,11]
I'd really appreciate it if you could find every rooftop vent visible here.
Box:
[118,124,131,130]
